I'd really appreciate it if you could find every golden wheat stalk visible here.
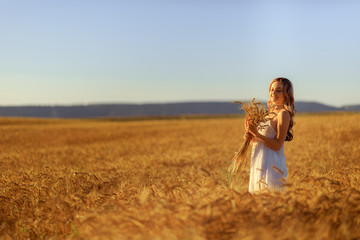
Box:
[228,98,272,175]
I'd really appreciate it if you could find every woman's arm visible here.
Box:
[248,110,290,151]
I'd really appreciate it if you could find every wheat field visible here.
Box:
[0,113,360,239]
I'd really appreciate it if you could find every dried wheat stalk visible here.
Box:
[228,98,272,175]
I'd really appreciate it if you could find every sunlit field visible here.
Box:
[1,113,360,239]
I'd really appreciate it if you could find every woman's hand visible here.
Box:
[247,121,259,138]
[244,131,254,141]
[244,118,255,141]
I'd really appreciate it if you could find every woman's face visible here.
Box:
[269,81,285,106]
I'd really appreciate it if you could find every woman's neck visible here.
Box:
[272,104,285,113]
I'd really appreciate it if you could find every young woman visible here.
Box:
[245,77,295,193]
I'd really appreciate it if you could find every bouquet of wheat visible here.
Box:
[228,98,272,175]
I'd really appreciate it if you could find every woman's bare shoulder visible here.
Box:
[278,109,290,121]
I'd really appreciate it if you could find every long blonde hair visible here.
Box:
[268,77,296,141]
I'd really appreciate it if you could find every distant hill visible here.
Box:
[343,105,360,111]
[0,101,358,118]
[295,102,340,112]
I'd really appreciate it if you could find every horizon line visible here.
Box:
[0,100,357,108]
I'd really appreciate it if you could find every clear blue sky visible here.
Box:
[1,0,360,107]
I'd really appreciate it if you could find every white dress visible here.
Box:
[248,120,288,193]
